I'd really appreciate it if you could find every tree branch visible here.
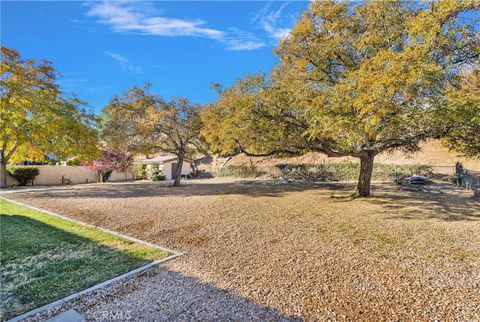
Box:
[4,142,18,163]
[235,140,302,157]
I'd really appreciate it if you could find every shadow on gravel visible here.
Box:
[8,180,354,199]
[8,180,477,222]
[366,185,480,222]
[69,266,303,322]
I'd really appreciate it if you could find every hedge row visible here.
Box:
[217,162,433,182]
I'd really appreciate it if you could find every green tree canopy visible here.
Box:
[439,65,480,158]
[203,0,479,196]
[103,86,203,186]
[0,46,99,187]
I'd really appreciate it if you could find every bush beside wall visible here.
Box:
[217,165,265,178]
[217,162,433,182]
[136,164,147,179]
[282,162,433,182]
[285,162,433,182]
[150,163,166,181]
[7,167,40,186]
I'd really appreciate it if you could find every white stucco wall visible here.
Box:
[181,161,192,175]
[163,161,192,180]
[5,165,134,186]
[163,163,172,180]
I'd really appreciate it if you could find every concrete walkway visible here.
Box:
[46,309,85,322]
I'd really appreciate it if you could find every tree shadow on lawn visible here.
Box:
[67,265,302,322]
[0,214,161,320]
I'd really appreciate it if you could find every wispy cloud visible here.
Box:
[84,1,265,51]
[225,39,265,51]
[104,51,142,74]
[58,73,88,91]
[253,2,292,40]
[223,29,266,51]
[86,1,224,39]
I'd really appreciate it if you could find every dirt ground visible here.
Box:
[5,178,480,321]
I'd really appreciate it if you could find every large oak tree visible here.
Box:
[0,47,99,187]
[103,86,203,186]
[203,0,479,196]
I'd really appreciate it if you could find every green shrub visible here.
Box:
[7,167,40,186]
[136,164,147,179]
[276,162,433,182]
[218,165,264,178]
[377,164,433,181]
[66,158,82,166]
[149,163,166,181]
[151,171,166,181]
[217,162,432,181]
[280,162,358,182]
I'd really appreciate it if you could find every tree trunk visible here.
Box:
[0,160,7,188]
[357,152,375,197]
[0,145,17,188]
[173,154,184,186]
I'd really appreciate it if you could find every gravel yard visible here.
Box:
[5,179,480,321]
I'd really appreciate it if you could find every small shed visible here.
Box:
[139,156,192,180]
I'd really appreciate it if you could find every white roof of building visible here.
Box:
[138,156,192,164]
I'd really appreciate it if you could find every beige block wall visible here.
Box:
[6,165,134,186]
[109,170,135,182]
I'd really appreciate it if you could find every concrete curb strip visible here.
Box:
[1,196,183,322]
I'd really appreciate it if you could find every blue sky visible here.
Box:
[2,1,309,113]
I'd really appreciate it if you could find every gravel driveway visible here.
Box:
[5,179,480,321]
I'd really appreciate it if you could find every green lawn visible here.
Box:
[0,198,170,320]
